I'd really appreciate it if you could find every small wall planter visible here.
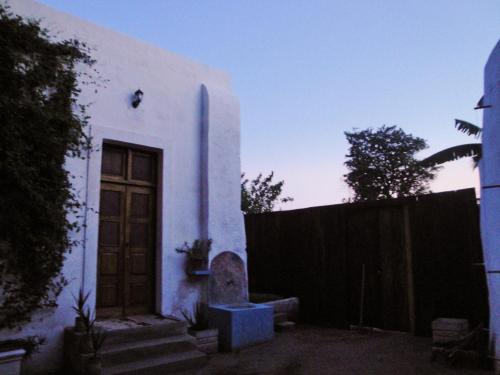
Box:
[188,328,218,354]
[0,348,26,375]
[185,257,210,277]
[176,239,212,277]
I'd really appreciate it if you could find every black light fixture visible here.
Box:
[132,89,144,108]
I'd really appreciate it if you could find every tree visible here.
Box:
[421,119,482,168]
[241,172,293,214]
[344,125,439,202]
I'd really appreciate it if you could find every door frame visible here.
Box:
[81,126,167,313]
[95,141,161,318]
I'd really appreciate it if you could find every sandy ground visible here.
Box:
[180,325,492,375]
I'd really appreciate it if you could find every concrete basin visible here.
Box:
[209,303,273,351]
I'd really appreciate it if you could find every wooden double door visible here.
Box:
[97,144,157,317]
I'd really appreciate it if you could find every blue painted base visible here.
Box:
[208,303,274,351]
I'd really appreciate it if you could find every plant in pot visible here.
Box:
[176,239,212,275]
[0,336,45,375]
[86,326,106,375]
[71,288,95,354]
[72,289,90,333]
[79,308,95,355]
[182,302,218,354]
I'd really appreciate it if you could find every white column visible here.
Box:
[200,84,247,265]
[480,40,500,372]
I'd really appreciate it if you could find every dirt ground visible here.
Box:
[180,325,492,375]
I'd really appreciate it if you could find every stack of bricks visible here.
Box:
[432,318,469,343]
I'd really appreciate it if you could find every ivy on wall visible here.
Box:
[0,5,96,329]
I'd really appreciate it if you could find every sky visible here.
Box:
[38,0,500,209]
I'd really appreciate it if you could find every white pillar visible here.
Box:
[480,39,500,371]
[200,84,247,264]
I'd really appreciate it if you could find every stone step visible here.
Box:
[274,313,288,324]
[275,321,296,332]
[101,320,187,346]
[102,350,207,375]
[101,334,197,367]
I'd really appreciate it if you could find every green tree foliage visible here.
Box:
[421,119,482,168]
[344,125,439,202]
[241,172,293,214]
[0,5,95,328]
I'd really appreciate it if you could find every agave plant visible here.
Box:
[72,289,90,317]
[421,119,482,168]
[72,289,91,332]
[81,307,96,334]
[181,302,209,331]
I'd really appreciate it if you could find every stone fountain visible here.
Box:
[208,252,274,351]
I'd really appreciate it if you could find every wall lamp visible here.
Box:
[132,89,144,108]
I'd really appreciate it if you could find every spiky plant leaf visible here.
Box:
[455,119,482,138]
[181,302,209,330]
[72,289,90,316]
[421,143,482,167]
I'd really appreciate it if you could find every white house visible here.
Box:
[0,0,246,373]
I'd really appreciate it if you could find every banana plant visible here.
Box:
[421,119,482,168]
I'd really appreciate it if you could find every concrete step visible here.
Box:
[275,321,296,332]
[102,350,207,375]
[274,313,288,324]
[102,320,187,346]
[101,334,197,367]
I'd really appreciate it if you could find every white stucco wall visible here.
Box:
[0,1,246,373]
[480,39,500,372]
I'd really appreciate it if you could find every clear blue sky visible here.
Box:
[39,0,500,209]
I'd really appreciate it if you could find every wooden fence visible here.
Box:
[245,188,488,335]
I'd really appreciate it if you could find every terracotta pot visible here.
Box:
[86,357,102,375]
[74,317,86,333]
[79,334,93,354]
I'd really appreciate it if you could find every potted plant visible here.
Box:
[72,289,90,333]
[79,308,95,354]
[70,288,94,354]
[86,326,106,375]
[182,302,218,354]
[0,336,45,375]
[176,239,212,275]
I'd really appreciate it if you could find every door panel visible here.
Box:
[101,146,127,181]
[97,183,125,315]
[97,145,156,317]
[124,185,155,313]
[130,151,155,183]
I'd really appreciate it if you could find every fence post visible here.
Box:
[403,204,416,334]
